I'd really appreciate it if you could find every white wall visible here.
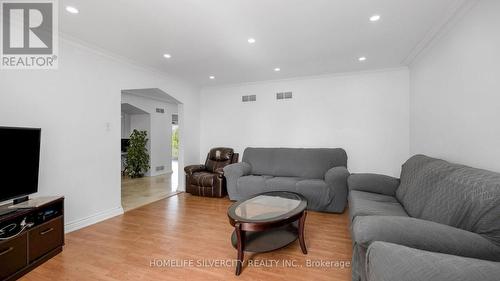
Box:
[410,0,500,172]
[122,93,177,176]
[201,69,410,176]
[121,113,131,138]
[0,37,200,232]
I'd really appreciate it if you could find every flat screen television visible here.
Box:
[0,127,41,203]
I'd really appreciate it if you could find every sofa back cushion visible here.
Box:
[241,147,347,179]
[397,155,500,246]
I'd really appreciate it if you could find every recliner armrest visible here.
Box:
[184,164,206,175]
[353,216,500,261]
[348,173,400,196]
[367,242,500,281]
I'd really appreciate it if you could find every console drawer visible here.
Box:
[28,217,63,262]
[0,232,27,280]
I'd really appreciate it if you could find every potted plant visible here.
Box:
[125,129,150,178]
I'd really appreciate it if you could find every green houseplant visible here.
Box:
[125,129,150,178]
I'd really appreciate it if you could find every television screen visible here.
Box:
[0,127,41,202]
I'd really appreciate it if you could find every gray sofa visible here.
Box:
[223,147,349,213]
[349,155,500,281]
[366,242,500,281]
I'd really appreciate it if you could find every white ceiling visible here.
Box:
[122,88,182,104]
[121,103,148,115]
[60,0,460,86]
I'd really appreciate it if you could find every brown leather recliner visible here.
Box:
[184,147,239,198]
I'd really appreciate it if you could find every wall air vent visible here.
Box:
[242,95,257,102]
[276,92,293,100]
[156,166,165,171]
[156,108,165,113]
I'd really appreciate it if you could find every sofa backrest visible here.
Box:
[241,147,347,179]
[397,155,500,246]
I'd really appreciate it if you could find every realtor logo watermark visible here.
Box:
[1,0,58,69]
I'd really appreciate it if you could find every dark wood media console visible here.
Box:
[0,197,64,281]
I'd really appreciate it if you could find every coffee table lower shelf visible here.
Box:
[227,192,308,275]
[231,222,299,253]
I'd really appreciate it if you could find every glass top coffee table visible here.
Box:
[227,191,308,275]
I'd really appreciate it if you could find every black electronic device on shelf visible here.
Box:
[0,197,64,281]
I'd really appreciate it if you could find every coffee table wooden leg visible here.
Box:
[235,223,245,275]
[298,211,307,254]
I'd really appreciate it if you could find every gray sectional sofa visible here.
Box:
[349,155,500,281]
[366,242,500,281]
[223,147,349,213]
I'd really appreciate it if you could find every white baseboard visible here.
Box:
[149,170,174,177]
[64,206,124,233]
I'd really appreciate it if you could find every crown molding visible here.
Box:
[202,67,409,90]
[58,32,200,90]
[402,0,480,66]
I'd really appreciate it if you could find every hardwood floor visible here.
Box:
[121,173,179,212]
[22,193,353,281]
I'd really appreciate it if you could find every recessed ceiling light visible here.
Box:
[369,14,381,22]
[209,76,215,80]
[274,67,281,72]
[66,6,79,14]
[358,57,367,62]
[247,38,256,44]
[163,54,172,59]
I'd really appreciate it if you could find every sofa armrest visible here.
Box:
[324,166,350,213]
[223,162,252,200]
[367,242,500,281]
[348,173,400,196]
[353,216,500,261]
[184,164,206,175]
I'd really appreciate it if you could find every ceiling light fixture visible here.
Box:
[274,67,281,72]
[66,6,79,14]
[369,14,381,22]
[358,57,367,62]
[247,38,256,44]
[163,54,172,59]
[209,76,215,80]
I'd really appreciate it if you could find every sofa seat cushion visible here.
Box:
[265,176,302,190]
[295,179,336,211]
[353,216,500,261]
[236,175,273,199]
[190,172,217,187]
[235,175,337,212]
[264,177,335,211]
[350,190,400,203]
[366,242,500,281]
[348,190,408,222]
[238,175,274,187]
